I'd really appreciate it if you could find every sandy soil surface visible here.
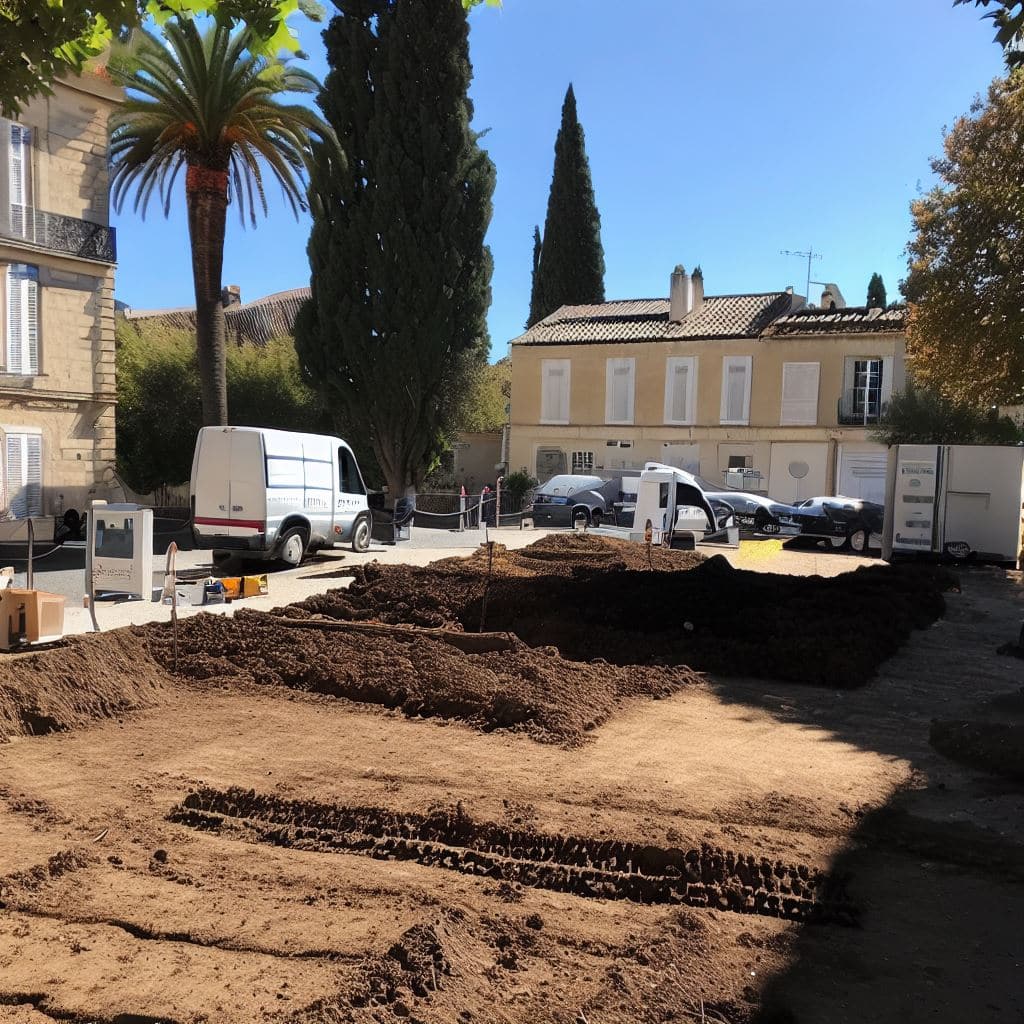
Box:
[1,540,1022,1024]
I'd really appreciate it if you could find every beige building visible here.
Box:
[510,267,907,504]
[0,71,120,517]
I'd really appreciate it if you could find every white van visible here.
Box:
[190,426,372,565]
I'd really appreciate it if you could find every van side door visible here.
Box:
[335,445,366,540]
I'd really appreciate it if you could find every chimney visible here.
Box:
[818,283,845,311]
[221,284,241,308]
[691,265,704,313]
[669,265,692,322]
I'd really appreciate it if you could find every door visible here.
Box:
[335,443,366,540]
[837,445,888,503]
[536,447,566,481]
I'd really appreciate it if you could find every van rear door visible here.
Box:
[192,427,266,547]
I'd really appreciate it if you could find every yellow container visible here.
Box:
[242,574,268,598]
[220,577,242,600]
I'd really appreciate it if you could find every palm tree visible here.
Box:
[108,19,330,425]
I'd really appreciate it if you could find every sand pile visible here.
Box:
[148,608,702,746]
[0,630,168,740]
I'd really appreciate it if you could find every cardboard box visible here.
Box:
[0,588,65,649]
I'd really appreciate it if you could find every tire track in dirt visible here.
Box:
[169,787,858,925]
[0,992,177,1024]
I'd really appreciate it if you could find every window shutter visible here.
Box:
[720,356,752,424]
[25,273,38,373]
[7,267,22,374]
[541,359,570,423]
[6,433,23,517]
[780,362,820,425]
[605,358,635,424]
[9,124,29,236]
[881,355,894,406]
[25,434,42,515]
[664,357,696,424]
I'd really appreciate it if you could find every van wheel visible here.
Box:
[351,515,371,553]
[279,528,307,567]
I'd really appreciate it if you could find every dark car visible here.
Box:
[788,495,885,553]
[529,474,620,527]
[701,489,800,536]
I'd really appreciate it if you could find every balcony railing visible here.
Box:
[2,203,116,263]
[837,388,888,426]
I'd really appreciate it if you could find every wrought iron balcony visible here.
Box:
[837,388,887,426]
[1,203,116,263]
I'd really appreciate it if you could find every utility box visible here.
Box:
[884,444,1024,565]
[0,588,65,650]
[88,502,154,599]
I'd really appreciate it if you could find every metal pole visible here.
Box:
[26,517,33,591]
[86,500,99,632]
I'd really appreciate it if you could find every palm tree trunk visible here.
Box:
[186,165,230,426]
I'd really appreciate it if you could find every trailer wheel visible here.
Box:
[351,515,371,553]
[279,528,307,567]
[848,527,869,554]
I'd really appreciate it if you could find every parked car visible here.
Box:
[701,490,800,536]
[788,495,885,553]
[529,474,621,527]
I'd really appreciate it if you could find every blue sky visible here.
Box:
[113,0,1005,357]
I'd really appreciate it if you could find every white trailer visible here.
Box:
[883,444,1024,566]
[588,462,735,549]
[191,426,372,565]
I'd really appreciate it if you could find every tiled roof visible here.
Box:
[123,287,311,344]
[512,293,796,346]
[766,305,907,336]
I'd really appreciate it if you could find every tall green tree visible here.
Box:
[527,225,544,326]
[904,72,1024,404]
[107,18,330,426]
[527,84,605,326]
[0,0,495,115]
[296,0,495,499]
[866,272,887,309]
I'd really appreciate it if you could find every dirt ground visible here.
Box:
[1,539,1022,1024]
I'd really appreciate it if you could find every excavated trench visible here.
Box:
[169,787,857,925]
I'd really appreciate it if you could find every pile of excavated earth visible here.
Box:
[1,532,1022,1024]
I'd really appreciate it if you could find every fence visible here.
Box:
[411,489,532,530]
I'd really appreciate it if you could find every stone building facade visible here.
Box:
[510,267,907,504]
[0,70,120,517]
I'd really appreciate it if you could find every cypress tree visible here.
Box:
[527,225,544,327]
[528,84,605,326]
[296,0,495,498]
[866,272,887,309]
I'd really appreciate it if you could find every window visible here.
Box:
[605,357,635,425]
[720,356,752,424]
[5,431,42,517]
[541,359,570,424]
[727,455,752,469]
[338,446,365,494]
[571,450,594,473]
[664,356,697,424]
[852,358,883,419]
[780,362,820,425]
[5,264,39,375]
[8,123,32,237]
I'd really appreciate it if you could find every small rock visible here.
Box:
[393,1000,411,1018]
[152,849,168,864]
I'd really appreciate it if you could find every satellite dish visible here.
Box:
[788,460,809,480]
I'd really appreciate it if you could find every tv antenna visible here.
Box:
[781,248,822,304]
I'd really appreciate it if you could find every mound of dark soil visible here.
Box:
[147,609,701,746]
[929,719,1024,781]
[0,630,168,740]
[288,558,954,688]
[431,533,705,577]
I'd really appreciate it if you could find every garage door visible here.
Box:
[837,446,888,504]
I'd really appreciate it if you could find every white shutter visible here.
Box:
[6,266,38,375]
[664,356,696,424]
[720,356,752,424]
[25,434,42,515]
[780,362,820,425]
[881,355,894,406]
[541,359,570,424]
[605,357,635,425]
[7,267,22,374]
[5,432,43,518]
[9,124,29,237]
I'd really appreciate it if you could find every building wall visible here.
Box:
[0,72,120,515]
[453,431,502,492]
[509,332,904,501]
